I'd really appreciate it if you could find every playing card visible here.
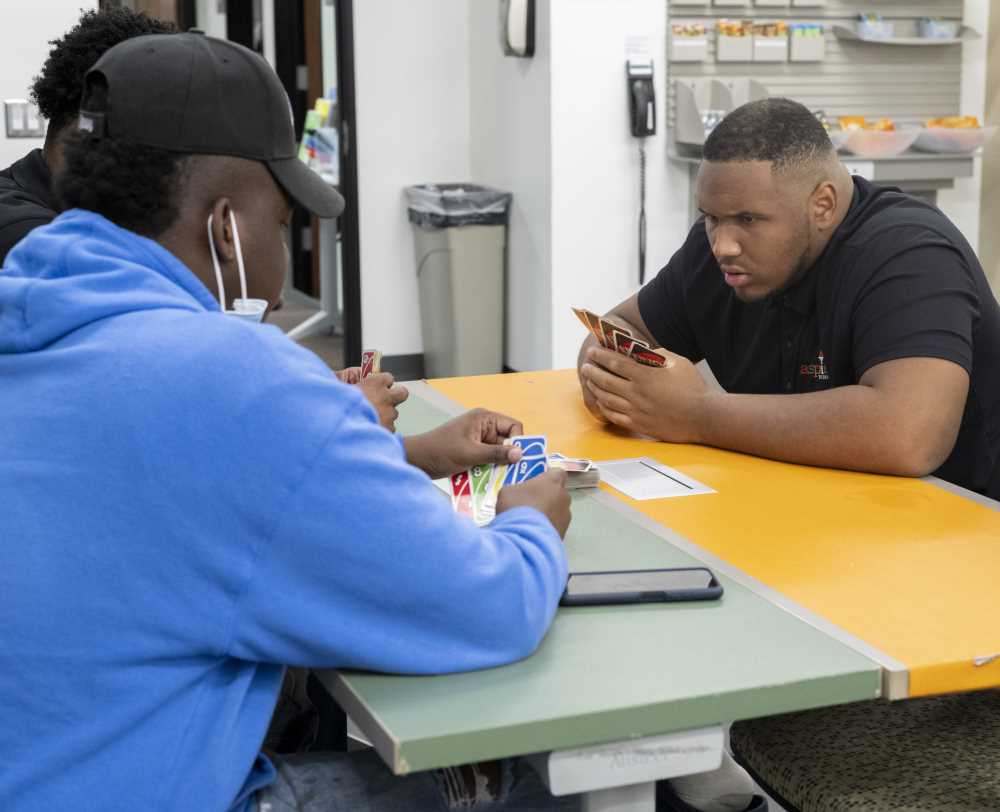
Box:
[598,317,624,349]
[450,470,474,517]
[476,467,503,526]
[630,345,669,367]
[505,435,547,458]
[613,330,635,356]
[501,455,548,486]
[469,464,494,523]
[548,455,593,473]
[582,310,608,347]
[360,349,381,379]
[571,307,593,331]
[500,435,548,485]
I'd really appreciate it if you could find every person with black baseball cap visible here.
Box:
[0,31,576,812]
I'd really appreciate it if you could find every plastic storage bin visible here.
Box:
[753,23,788,61]
[716,21,753,61]
[857,18,894,40]
[670,22,709,62]
[789,24,825,61]
[918,18,960,39]
[405,184,512,378]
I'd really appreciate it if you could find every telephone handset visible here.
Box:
[626,59,655,285]
[627,59,656,137]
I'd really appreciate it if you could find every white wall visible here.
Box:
[549,0,686,369]
[935,0,989,249]
[0,3,97,168]
[194,0,227,40]
[467,0,686,371]
[353,0,472,357]
[469,0,553,371]
[352,0,986,367]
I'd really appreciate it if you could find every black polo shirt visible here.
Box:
[638,176,1000,500]
[0,149,56,265]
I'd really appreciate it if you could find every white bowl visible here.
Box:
[913,125,998,154]
[841,128,919,158]
[827,129,851,151]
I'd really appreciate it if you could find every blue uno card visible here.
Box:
[501,455,548,486]
[507,435,547,458]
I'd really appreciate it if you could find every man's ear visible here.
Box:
[208,198,236,262]
[810,180,839,231]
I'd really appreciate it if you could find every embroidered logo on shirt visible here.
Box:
[800,350,829,381]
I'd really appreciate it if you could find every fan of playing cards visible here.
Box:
[450,436,599,527]
[572,307,669,367]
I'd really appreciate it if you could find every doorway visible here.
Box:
[102,0,362,370]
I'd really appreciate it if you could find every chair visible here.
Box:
[729,689,1000,811]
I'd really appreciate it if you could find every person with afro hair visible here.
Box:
[0,7,174,264]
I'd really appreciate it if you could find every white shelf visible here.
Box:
[832,24,979,46]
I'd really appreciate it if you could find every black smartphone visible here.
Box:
[560,567,722,606]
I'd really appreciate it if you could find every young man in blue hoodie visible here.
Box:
[0,32,575,812]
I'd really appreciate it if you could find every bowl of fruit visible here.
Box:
[834,116,919,158]
[914,117,998,154]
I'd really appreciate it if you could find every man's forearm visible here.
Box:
[698,385,948,477]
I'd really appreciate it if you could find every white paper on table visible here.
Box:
[598,457,715,501]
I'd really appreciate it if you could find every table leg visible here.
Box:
[582,780,655,812]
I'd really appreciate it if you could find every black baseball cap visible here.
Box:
[78,31,344,218]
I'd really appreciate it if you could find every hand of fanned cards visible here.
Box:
[451,435,548,526]
[449,436,599,528]
[571,307,669,368]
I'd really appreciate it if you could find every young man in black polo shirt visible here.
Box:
[579,97,1000,500]
[0,8,173,264]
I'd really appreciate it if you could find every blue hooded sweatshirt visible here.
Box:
[0,210,567,812]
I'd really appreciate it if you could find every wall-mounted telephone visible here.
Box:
[626,59,655,285]
[500,0,535,58]
[627,59,656,137]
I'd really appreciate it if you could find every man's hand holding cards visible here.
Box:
[451,435,550,526]
[449,436,572,539]
[447,434,593,537]
[575,308,713,444]
[572,307,669,367]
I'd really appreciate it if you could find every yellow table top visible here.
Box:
[429,369,1000,698]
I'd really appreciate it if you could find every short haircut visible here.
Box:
[55,132,188,238]
[30,8,175,132]
[703,98,834,173]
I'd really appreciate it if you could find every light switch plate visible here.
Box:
[4,99,47,138]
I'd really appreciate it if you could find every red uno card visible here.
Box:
[630,346,669,367]
[360,349,381,379]
[598,317,624,349]
[450,471,474,517]
[613,330,635,356]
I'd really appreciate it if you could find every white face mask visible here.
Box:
[207,210,268,323]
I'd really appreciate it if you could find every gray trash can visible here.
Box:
[405,184,512,378]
